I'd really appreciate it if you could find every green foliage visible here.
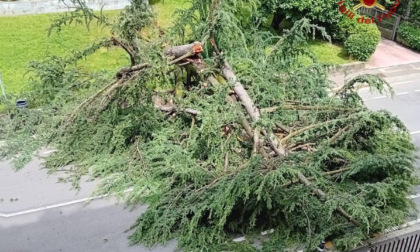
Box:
[344,33,378,61]
[112,0,154,42]
[410,0,420,21]
[0,10,126,95]
[398,22,420,51]
[264,0,342,28]
[340,15,381,61]
[0,0,417,251]
[263,1,381,62]
[303,40,354,65]
[335,15,381,41]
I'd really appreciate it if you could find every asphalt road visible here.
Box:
[351,66,420,252]
[1,64,420,252]
[0,156,177,252]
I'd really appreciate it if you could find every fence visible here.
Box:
[352,230,420,252]
[369,232,420,252]
[359,8,402,41]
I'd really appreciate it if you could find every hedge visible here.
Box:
[338,15,381,61]
[398,22,420,51]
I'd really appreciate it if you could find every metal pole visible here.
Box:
[0,72,7,101]
[393,15,401,41]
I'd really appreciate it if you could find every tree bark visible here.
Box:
[221,62,261,122]
[164,42,203,59]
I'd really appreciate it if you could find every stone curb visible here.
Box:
[328,61,367,75]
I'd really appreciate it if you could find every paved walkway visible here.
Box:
[329,39,420,87]
[368,39,420,69]
[0,0,134,16]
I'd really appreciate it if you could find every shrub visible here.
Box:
[337,15,381,61]
[333,15,359,41]
[344,32,379,61]
[398,22,420,51]
[410,0,420,22]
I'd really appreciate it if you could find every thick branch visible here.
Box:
[221,62,260,122]
[220,60,286,155]
[111,37,136,66]
[116,63,150,78]
[164,42,203,59]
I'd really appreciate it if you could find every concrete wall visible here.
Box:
[0,0,140,16]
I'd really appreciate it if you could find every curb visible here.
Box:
[365,61,420,72]
[328,62,367,75]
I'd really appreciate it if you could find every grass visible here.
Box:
[0,0,188,95]
[151,0,189,29]
[307,40,354,65]
[0,0,351,96]
[0,10,127,94]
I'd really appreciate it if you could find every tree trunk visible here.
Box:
[271,9,285,32]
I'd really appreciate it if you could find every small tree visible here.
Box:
[0,0,417,251]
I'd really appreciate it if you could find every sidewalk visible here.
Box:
[329,39,420,88]
[0,0,134,16]
[368,39,420,69]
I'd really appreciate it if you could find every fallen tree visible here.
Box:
[0,0,417,251]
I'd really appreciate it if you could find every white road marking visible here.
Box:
[0,188,133,218]
[364,95,388,101]
[0,195,105,218]
[393,80,414,85]
[234,229,274,243]
[408,194,420,199]
[43,150,57,155]
[372,95,387,99]
[415,90,420,92]
[411,131,420,135]
[232,237,246,242]
[261,229,274,235]
[358,80,415,92]
[395,92,409,96]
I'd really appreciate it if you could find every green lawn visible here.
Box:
[0,0,188,95]
[307,40,354,65]
[0,0,350,96]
